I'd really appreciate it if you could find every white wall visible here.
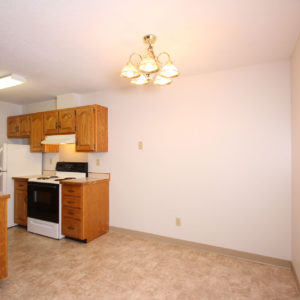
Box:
[82,61,291,260]
[291,35,300,278]
[22,99,56,114]
[0,101,24,145]
[21,61,292,260]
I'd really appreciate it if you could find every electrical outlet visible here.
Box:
[49,158,53,165]
[138,141,143,150]
[96,159,100,166]
[176,217,181,227]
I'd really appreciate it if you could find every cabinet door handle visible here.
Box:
[67,226,75,230]
[67,200,75,204]
[18,184,24,187]
[68,190,75,193]
[68,211,74,215]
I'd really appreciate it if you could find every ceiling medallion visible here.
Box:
[121,34,179,86]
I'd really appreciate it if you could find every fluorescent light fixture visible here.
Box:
[0,74,25,90]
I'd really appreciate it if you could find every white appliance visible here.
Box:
[27,162,87,239]
[0,143,42,228]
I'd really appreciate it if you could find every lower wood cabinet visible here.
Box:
[13,179,28,226]
[61,179,109,242]
[0,194,10,280]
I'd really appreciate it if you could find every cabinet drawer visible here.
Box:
[62,196,81,208]
[62,185,81,197]
[62,206,81,220]
[15,181,27,191]
[62,217,82,239]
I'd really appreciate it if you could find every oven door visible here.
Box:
[27,182,59,223]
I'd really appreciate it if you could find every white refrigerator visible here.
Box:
[0,143,42,228]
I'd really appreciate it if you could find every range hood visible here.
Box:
[41,134,76,145]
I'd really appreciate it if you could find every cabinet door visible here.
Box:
[14,189,27,226]
[59,109,76,134]
[30,113,44,152]
[44,111,59,135]
[19,115,31,137]
[7,116,20,137]
[76,107,95,151]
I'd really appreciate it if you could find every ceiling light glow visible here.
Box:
[0,74,25,90]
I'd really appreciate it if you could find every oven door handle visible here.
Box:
[33,190,38,203]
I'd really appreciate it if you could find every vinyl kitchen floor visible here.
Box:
[0,227,299,300]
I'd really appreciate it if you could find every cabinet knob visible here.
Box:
[68,211,74,215]
[68,190,75,193]
[67,200,75,204]
[67,226,75,230]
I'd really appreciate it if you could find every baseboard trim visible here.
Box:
[291,263,300,292]
[109,226,291,268]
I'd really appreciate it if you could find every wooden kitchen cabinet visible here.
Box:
[30,112,59,153]
[61,179,109,242]
[13,179,28,226]
[0,193,9,280]
[7,104,107,153]
[7,115,30,138]
[44,108,75,135]
[7,116,20,137]
[19,115,31,137]
[59,108,76,134]
[76,105,108,152]
[30,112,44,152]
[44,111,59,135]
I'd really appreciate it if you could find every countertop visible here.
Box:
[12,175,40,181]
[12,173,110,184]
[0,193,10,200]
[62,174,110,185]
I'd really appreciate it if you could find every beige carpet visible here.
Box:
[0,226,299,299]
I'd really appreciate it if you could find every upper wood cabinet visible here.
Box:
[30,113,59,153]
[7,104,107,153]
[30,113,44,152]
[7,116,20,138]
[76,106,95,151]
[19,115,31,137]
[7,115,30,138]
[44,111,58,135]
[76,105,108,152]
[44,109,75,135]
[59,108,76,134]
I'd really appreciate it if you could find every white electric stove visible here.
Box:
[27,162,88,239]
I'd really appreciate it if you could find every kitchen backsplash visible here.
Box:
[43,144,88,170]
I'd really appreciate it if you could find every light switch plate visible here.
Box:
[96,159,100,166]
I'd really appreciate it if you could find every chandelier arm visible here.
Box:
[157,52,172,65]
[128,53,143,64]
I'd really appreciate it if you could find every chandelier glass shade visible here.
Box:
[121,34,179,86]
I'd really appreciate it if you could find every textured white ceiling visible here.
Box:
[1,0,300,104]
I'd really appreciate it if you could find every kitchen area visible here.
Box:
[0,95,110,280]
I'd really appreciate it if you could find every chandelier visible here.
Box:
[120,34,179,86]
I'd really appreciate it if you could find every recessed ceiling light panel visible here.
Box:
[0,74,26,90]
